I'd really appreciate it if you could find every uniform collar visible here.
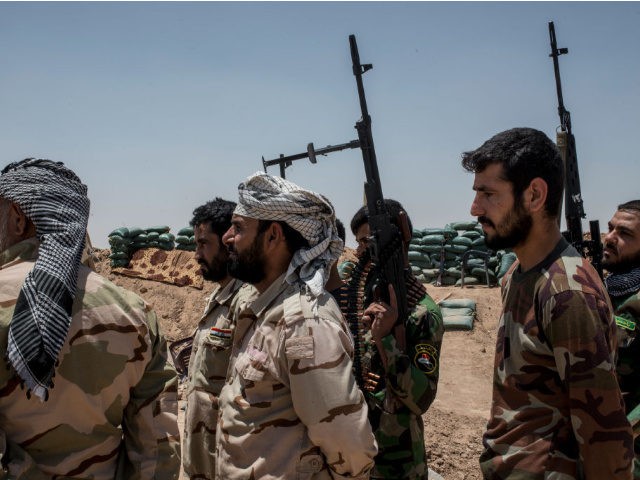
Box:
[248,272,288,318]
[0,237,39,269]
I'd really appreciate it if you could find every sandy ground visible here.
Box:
[94,250,501,479]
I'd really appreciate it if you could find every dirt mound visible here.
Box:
[94,248,499,479]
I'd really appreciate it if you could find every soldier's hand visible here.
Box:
[363,284,398,343]
[364,372,380,392]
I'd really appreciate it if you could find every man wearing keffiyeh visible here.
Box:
[216,171,377,480]
[0,159,179,479]
[602,199,640,479]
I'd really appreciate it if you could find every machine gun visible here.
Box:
[549,21,603,278]
[260,35,411,385]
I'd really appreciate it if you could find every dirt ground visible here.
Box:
[94,249,501,480]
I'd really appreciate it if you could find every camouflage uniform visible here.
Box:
[182,278,244,479]
[480,238,633,479]
[215,274,377,479]
[366,294,443,480]
[611,290,640,479]
[0,238,180,479]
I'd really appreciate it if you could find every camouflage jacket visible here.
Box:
[364,293,444,480]
[0,238,180,479]
[480,238,633,479]
[182,278,244,479]
[215,274,377,480]
[611,289,640,479]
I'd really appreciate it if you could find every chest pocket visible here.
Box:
[235,346,274,406]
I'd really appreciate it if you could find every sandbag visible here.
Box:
[440,306,475,318]
[448,220,479,231]
[443,315,474,331]
[460,230,482,240]
[158,233,175,243]
[175,235,192,245]
[440,298,477,310]
[109,227,129,238]
[452,236,473,247]
[497,252,518,279]
[178,226,194,237]
[146,225,171,234]
[128,227,145,238]
[421,234,445,245]
[456,277,480,286]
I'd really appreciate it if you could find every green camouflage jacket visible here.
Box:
[365,293,444,480]
[182,278,244,479]
[215,274,377,479]
[481,238,633,479]
[611,289,640,479]
[0,238,180,479]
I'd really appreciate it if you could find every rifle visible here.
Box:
[350,34,410,349]
[548,21,603,278]
[262,141,360,179]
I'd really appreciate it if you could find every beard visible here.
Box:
[480,203,533,251]
[227,232,267,284]
[602,247,640,274]
[199,252,229,282]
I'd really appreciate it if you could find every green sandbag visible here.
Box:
[488,256,499,269]
[178,226,194,237]
[444,244,468,254]
[109,227,129,238]
[419,245,443,254]
[452,236,473,247]
[130,242,149,250]
[411,265,422,275]
[412,228,424,239]
[110,258,130,268]
[133,233,148,243]
[471,267,497,284]
[408,250,426,261]
[448,220,479,231]
[464,258,486,269]
[421,234,445,245]
[443,315,474,331]
[176,244,196,251]
[146,225,171,234]
[496,252,518,278]
[158,233,175,242]
[175,235,191,245]
[422,268,440,277]
[421,228,448,236]
[456,277,480,286]
[109,251,129,260]
[108,235,130,247]
[158,241,174,251]
[410,259,432,269]
[128,227,145,238]
[415,274,427,283]
[471,237,486,247]
[439,298,477,310]
[441,306,475,318]
[146,231,160,241]
[460,230,482,240]
[434,276,456,286]
[445,267,462,279]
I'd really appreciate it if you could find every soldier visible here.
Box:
[462,128,633,479]
[182,198,248,479]
[602,200,640,479]
[216,172,377,479]
[0,158,180,478]
[345,198,444,480]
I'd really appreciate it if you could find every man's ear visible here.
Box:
[263,222,284,250]
[9,203,34,238]
[525,178,548,213]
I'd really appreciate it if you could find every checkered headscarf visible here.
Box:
[0,158,89,401]
[235,172,343,297]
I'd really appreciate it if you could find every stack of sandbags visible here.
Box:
[108,227,133,268]
[127,226,175,252]
[438,298,476,331]
[107,225,176,268]
[175,226,196,251]
[495,250,518,283]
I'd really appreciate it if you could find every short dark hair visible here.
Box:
[257,220,310,255]
[350,199,413,238]
[190,198,236,237]
[461,127,564,217]
[618,200,640,214]
[335,218,346,243]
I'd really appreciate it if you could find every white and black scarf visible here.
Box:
[606,266,640,299]
[0,158,89,401]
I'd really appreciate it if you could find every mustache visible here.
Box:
[477,216,495,228]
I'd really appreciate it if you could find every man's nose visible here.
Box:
[222,226,233,246]
[470,195,483,217]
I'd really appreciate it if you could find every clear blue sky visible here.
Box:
[1,2,639,248]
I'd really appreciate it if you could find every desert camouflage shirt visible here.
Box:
[611,289,640,479]
[182,278,244,479]
[215,273,377,479]
[480,238,633,479]
[0,238,180,479]
[364,293,444,480]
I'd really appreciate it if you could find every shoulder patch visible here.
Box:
[414,343,438,374]
[616,315,636,332]
[285,335,314,359]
